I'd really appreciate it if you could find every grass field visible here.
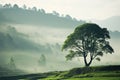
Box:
[66,77,120,80]
[0,65,120,80]
[41,71,120,80]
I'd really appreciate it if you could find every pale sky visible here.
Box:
[0,0,120,20]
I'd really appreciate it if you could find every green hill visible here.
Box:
[0,65,120,80]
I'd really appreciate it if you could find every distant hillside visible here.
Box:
[0,25,54,53]
[93,16,120,31]
[0,4,85,28]
[110,31,120,39]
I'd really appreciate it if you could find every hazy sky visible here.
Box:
[0,0,120,20]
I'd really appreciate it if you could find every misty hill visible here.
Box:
[93,16,120,31]
[0,24,119,53]
[110,31,120,39]
[0,25,54,53]
[0,4,85,28]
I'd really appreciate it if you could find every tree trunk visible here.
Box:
[83,56,89,67]
[83,56,93,67]
[87,58,93,67]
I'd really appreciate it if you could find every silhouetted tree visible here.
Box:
[3,3,12,8]
[38,54,46,66]
[41,9,45,14]
[62,23,114,67]
[65,14,72,19]
[9,57,16,69]
[23,4,27,10]
[73,18,77,21]
[13,4,19,9]
[32,7,37,11]
[53,11,59,16]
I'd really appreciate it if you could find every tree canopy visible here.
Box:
[62,23,114,67]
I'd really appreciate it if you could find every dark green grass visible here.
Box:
[41,71,120,80]
[40,65,120,80]
[1,65,120,80]
[66,77,120,80]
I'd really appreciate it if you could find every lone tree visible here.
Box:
[9,57,16,70]
[38,54,46,66]
[62,23,114,67]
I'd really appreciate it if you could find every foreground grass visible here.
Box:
[66,77,120,80]
[1,65,120,80]
[41,71,120,80]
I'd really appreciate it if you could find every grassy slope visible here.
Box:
[42,71,120,80]
[0,65,120,80]
[40,65,120,80]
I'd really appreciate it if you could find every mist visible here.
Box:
[0,4,120,76]
[0,24,81,74]
[1,23,120,74]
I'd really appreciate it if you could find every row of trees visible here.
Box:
[0,3,75,20]
[0,4,46,13]
[7,54,46,70]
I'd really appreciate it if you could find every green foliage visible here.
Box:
[66,77,120,80]
[62,23,114,66]
[96,57,101,61]
[66,50,82,60]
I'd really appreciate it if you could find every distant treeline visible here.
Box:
[0,3,85,28]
